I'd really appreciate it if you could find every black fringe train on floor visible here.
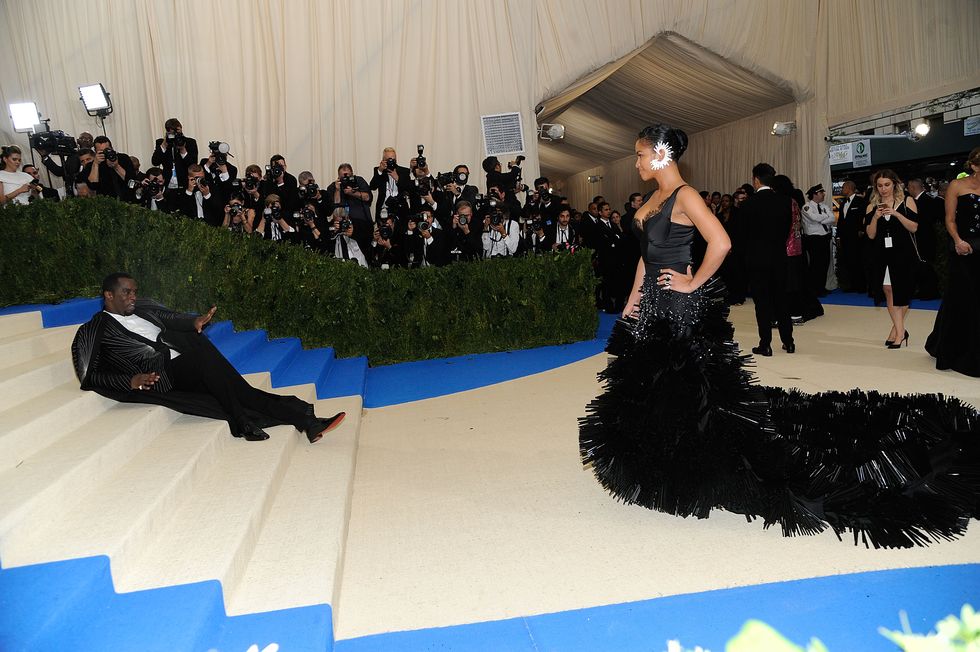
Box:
[579,277,980,548]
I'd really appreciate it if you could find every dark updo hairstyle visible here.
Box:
[637,124,689,162]
[966,146,980,173]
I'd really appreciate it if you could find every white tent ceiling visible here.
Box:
[537,33,797,181]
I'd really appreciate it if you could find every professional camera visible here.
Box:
[103,148,118,163]
[29,130,77,156]
[229,203,245,217]
[242,176,260,191]
[457,213,469,227]
[208,141,231,166]
[490,211,505,227]
[435,171,454,187]
[531,219,544,231]
[414,144,426,170]
[293,206,317,224]
[265,205,282,220]
[196,173,212,189]
[167,132,186,148]
[384,158,397,172]
[473,193,498,217]
[339,175,358,191]
[266,162,285,180]
[415,214,432,232]
[297,182,319,200]
[417,176,432,196]
[338,218,352,232]
[133,178,163,197]
[378,224,393,240]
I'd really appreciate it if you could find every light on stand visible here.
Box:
[9,102,40,133]
[79,83,112,136]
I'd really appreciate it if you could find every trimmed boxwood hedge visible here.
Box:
[0,198,598,365]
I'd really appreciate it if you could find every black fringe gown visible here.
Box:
[579,187,980,548]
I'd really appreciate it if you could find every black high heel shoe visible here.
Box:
[885,330,909,347]
[887,331,910,349]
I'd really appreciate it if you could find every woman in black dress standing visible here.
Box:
[926,148,980,376]
[864,169,919,348]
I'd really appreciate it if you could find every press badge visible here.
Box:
[884,236,893,248]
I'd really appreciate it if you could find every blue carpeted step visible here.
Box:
[204,320,234,341]
[39,298,102,328]
[212,330,269,369]
[274,346,336,390]
[317,356,368,399]
[235,337,302,384]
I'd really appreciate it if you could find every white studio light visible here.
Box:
[912,119,930,138]
[9,102,40,132]
[538,123,565,141]
[79,83,112,114]
[771,121,797,136]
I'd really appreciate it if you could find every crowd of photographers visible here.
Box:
[6,119,642,310]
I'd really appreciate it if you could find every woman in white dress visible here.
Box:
[0,145,36,206]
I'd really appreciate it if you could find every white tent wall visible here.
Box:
[1,0,978,201]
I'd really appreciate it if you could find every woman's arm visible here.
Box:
[896,196,918,232]
[865,204,879,239]
[667,186,731,292]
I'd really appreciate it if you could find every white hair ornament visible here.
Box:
[649,140,673,170]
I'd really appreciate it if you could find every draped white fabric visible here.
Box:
[1,0,977,205]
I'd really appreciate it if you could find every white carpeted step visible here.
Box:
[0,311,43,338]
[0,351,74,412]
[0,380,116,473]
[0,402,182,556]
[111,423,298,600]
[0,325,75,370]
[2,415,228,569]
[226,396,363,615]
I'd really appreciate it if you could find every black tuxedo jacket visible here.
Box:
[838,194,867,239]
[81,154,137,200]
[540,223,577,252]
[369,165,413,219]
[164,187,224,226]
[741,188,792,269]
[405,226,450,267]
[151,137,199,189]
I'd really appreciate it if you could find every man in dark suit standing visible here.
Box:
[151,118,198,190]
[907,178,940,299]
[72,273,345,442]
[836,179,867,292]
[742,163,795,355]
[369,147,412,220]
[81,136,137,200]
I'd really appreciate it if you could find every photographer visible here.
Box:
[291,201,327,250]
[408,147,440,214]
[370,212,404,268]
[328,207,369,267]
[296,171,331,218]
[447,200,483,262]
[482,155,527,206]
[260,154,299,216]
[22,164,60,201]
[485,182,522,222]
[132,167,169,211]
[258,193,295,242]
[221,195,259,236]
[74,149,95,197]
[239,164,266,212]
[199,142,238,203]
[152,118,198,189]
[330,163,372,224]
[37,131,93,197]
[369,147,411,220]
[539,207,578,253]
[164,163,223,225]
[525,176,561,225]
[404,206,449,267]
[82,136,136,200]
[481,204,521,258]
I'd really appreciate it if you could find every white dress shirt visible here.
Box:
[104,311,180,359]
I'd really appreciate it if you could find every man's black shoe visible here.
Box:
[305,412,346,443]
[752,344,773,357]
[235,423,271,441]
[782,342,796,354]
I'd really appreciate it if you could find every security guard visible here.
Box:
[803,183,835,296]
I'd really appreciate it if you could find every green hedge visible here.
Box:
[0,198,598,365]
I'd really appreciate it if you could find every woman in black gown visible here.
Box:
[580,124,979,548]
[926,148,980,377]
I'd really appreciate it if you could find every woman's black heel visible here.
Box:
[887,330,909,349]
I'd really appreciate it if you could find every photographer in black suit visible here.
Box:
[82,136,136,200]
[199,142,238,204]
[330,163,372,224]
[446,200,484,262]
[742,162,795,355]
[836,179,867,292]
[525,177,561,225]
[164,164,223,225]
[369,147,412,220]
[370,212,405,268]
[151,118,198,190]
[37,131,93,197]
[132,167,170,211]
[539,207,578,253]
[404,206,449,267]
[260,155,299,217]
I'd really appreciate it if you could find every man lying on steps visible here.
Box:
[71,272,345,442]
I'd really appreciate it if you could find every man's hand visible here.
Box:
[130,372,160,391]
[194,305,217,333]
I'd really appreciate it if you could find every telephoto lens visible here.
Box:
[457,214,469,226]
